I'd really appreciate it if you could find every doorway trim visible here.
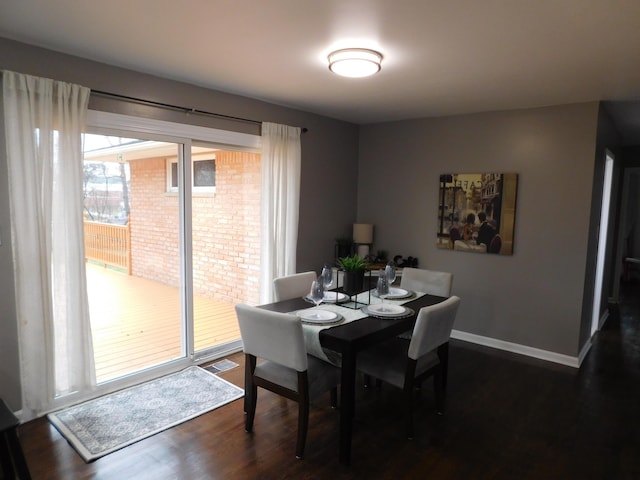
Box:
[591,149,615,336]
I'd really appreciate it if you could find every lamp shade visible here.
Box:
[353,223,374,244]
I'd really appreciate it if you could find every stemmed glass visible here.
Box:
[376,270,390,312]
[321,264,334,292]
[385,261,397,286]
[309,278,324,309]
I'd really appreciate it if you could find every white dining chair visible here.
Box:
[273,271,317,302]
[396,268,454,341]
[235,303,340,458]
[357,296,461,439]
[400,267,453,297]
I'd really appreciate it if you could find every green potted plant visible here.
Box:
[337,254,369,294]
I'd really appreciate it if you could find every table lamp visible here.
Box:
[353,223,374,259]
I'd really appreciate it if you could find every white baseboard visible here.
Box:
[598,309,609,331]
[450,329,581,368]
[577,339,592,366]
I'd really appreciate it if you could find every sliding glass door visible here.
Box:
[191,144,261,357]
[79,112,261,388]
[83,134,186,382]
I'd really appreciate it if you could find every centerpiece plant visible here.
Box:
[336,254,369,295]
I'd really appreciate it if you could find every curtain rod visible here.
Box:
[91,89,308,133]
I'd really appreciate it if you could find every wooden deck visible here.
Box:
[86,263,240,383]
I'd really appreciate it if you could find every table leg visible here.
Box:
[339,350,356,465]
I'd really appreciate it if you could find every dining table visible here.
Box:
[259,288,447,465]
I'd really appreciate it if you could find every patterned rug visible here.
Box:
[48,366,244,462]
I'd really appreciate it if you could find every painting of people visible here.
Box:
[436,173,518,255]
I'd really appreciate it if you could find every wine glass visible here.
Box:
[309,279,324,308]
[321,264,334,291]
[376,271,389,312]
[321,263,336,302]
[385,261,397,286]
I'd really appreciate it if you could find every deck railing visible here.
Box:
[84,220,131,274]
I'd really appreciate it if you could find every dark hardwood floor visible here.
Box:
[16,281,640,479]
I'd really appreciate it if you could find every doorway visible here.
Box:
[613,167,640,301]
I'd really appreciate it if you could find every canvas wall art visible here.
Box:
[436,173,518,255]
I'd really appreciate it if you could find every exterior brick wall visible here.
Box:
[129,151,261,305]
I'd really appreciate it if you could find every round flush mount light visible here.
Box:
[328,48,383,78]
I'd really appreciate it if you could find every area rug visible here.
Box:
[48,366,244,462]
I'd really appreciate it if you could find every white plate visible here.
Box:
[372,287,412,299]
[306,291,349,303]
[364,303,408,317]
[297,309,343,325]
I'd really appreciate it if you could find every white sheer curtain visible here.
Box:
[3,71,94,420]
[259,122,301,304]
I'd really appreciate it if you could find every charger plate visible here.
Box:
[305,291,350,304]
[297,309,344,325]
[372,287,412,300]
[362,304,414,319]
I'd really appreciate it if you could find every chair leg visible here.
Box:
[404,381,415,440]
[438,343,450,389]
[245,383,258,432]
[243,354,253,414]
[330,387,338,408]
[404,359,418,440]
[434,366,446,415]
[296,399,309,459]
[245,355,258,432]
[296,372,310,459]
[363,374,382,389]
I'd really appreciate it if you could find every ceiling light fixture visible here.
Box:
[328,48,383,78]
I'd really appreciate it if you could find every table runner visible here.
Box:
[297,290,425,365]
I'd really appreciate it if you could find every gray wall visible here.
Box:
[358,103,600,357]
[0,37,359,409]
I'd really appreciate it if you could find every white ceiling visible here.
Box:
[1,0,640,132]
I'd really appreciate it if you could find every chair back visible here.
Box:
[273,271,317,301]
[235,304,308,371]
[408,296,461,360]
[400,267,453,297]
